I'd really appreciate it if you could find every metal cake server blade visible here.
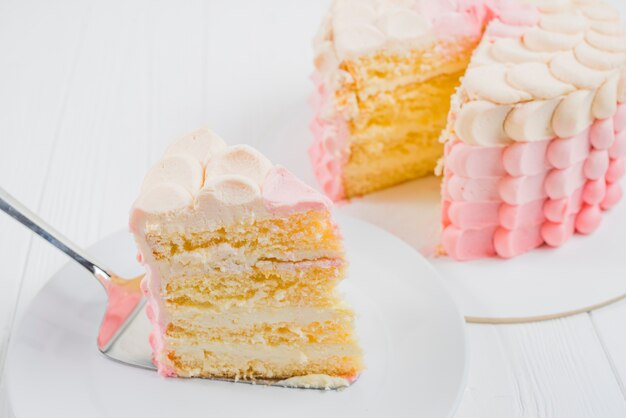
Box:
[0,187,155,371]
[0,187,351,389]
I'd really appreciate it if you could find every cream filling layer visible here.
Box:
[166,306,353,330]
[168,342,361,364]
[156,247,343,276]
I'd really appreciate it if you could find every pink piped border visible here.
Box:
[441,103,626,261]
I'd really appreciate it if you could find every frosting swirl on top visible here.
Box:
[453,0,626,146]
[130,129,331,230]
[315,0,519,66]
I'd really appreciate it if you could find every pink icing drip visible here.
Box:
[308,73,349,201]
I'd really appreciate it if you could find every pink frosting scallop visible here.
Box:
[547,129,590,170]
[609,129,626,159]
[447,142,505,177]
[502,140,550,176]
[582,179,607,206]
[584,150,609,180]
[441,225,498,260]
[499,172,548,205]
[443,99,624,260]
[544,188,584,224]
[308,73,349,201]
[448,201,500,228]
[602,182,623,210]
[542,215,576,248]
[494,224,543,258]
[448,175,502,201]
[590,118,615,150]
[545,162,586,200]
[499,199,544,230]
[575,204,603,235]
[606,158,625,184]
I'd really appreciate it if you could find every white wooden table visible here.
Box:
[1,1,626,417]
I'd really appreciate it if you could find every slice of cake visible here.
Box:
[129,128,363,387]
[441,0,626,260]
[310,0,497,200]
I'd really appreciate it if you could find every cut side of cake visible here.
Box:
[129,129,363,387]
[441,0,626,260]
[310,0,498,200]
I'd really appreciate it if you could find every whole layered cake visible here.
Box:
[311,0,626,260]
[129,129,363,387]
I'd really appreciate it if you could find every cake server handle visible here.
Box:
[0,186,112,286]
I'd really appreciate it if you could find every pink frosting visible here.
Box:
[417,0,539,39]
[442,103,625,260]
[140,265,176,377]
[262,165,332,214]
[308,73,349,201]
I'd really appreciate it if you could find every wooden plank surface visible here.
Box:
[457,314,626,418]
[0,0,95,415]
[591,301,626,400]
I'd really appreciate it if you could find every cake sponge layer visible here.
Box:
[146,210,342,261]
[166,343,363,380]
[166,319,356,346]
[163,259,345,309]
[336,38,476,103]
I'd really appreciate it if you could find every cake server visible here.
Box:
[0,187,155,371]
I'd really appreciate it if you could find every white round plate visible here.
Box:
[7,215,468,418]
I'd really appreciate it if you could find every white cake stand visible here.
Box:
[263,107,626,323]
